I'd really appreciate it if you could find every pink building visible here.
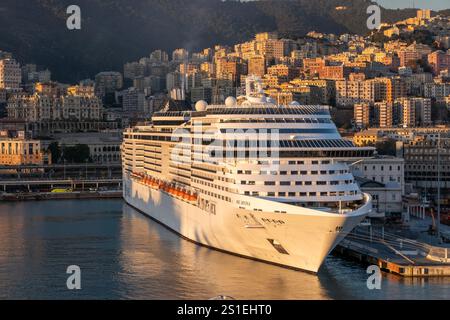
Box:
[428,50,450,75]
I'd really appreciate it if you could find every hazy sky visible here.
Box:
[375,0,449,11]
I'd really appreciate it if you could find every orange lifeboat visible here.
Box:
[186,192,195,202]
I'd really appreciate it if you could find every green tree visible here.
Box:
[376,139,397,156]
[47,142,61,164]
[62,144,91,163]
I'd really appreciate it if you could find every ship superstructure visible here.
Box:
[122,76,373,272]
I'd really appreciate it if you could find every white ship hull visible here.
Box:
[123,174,371,273]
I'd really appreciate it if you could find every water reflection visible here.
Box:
[0,200,448,299]
[119,204,329,299]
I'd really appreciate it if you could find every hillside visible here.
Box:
[0,0,444,82]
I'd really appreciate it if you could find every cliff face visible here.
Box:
[0,0,435,82]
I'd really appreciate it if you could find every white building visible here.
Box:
[55,132,122,164]
[355,177,403,217]
[394,97,431,127]
[351,156,405,192]
[122,87,146,115]
[424,82,450,99]
[95,72,123,97]
[166,72,183,93]
[123,62,145,80]
[150,50,169,63]
[0,58,21,90]
[60,95,102,120]
[351,156,405,195]
[353,103,370,129]
[7,92,102,122]
[172,48,189,62]
[27,70,51,83]
[373,102,393,128]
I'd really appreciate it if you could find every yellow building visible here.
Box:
[67,84,95,97]
[352,130,379,146]
[35,81,66,97]
[0,131,44,165]
[248,55,266,77]
[200,62,215,77]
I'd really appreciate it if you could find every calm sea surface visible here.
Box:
[0,199,449,300]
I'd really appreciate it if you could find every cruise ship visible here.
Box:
[122,76,373,273]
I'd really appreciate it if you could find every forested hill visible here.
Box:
[0,0,443,82]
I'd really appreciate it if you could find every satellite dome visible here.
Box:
[289,101,300,106]
[195,100,208,111]
[225,96,237,107]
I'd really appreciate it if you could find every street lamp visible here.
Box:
[436,133,442,243]
[85,159,88,180]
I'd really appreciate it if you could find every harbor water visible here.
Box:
[0,199,449,300]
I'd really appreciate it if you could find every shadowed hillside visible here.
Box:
[0,0,445,82]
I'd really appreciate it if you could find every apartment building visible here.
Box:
[0,58,21,90]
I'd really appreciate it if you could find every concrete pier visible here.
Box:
[0,190,122,201]
[333,230,450,277]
